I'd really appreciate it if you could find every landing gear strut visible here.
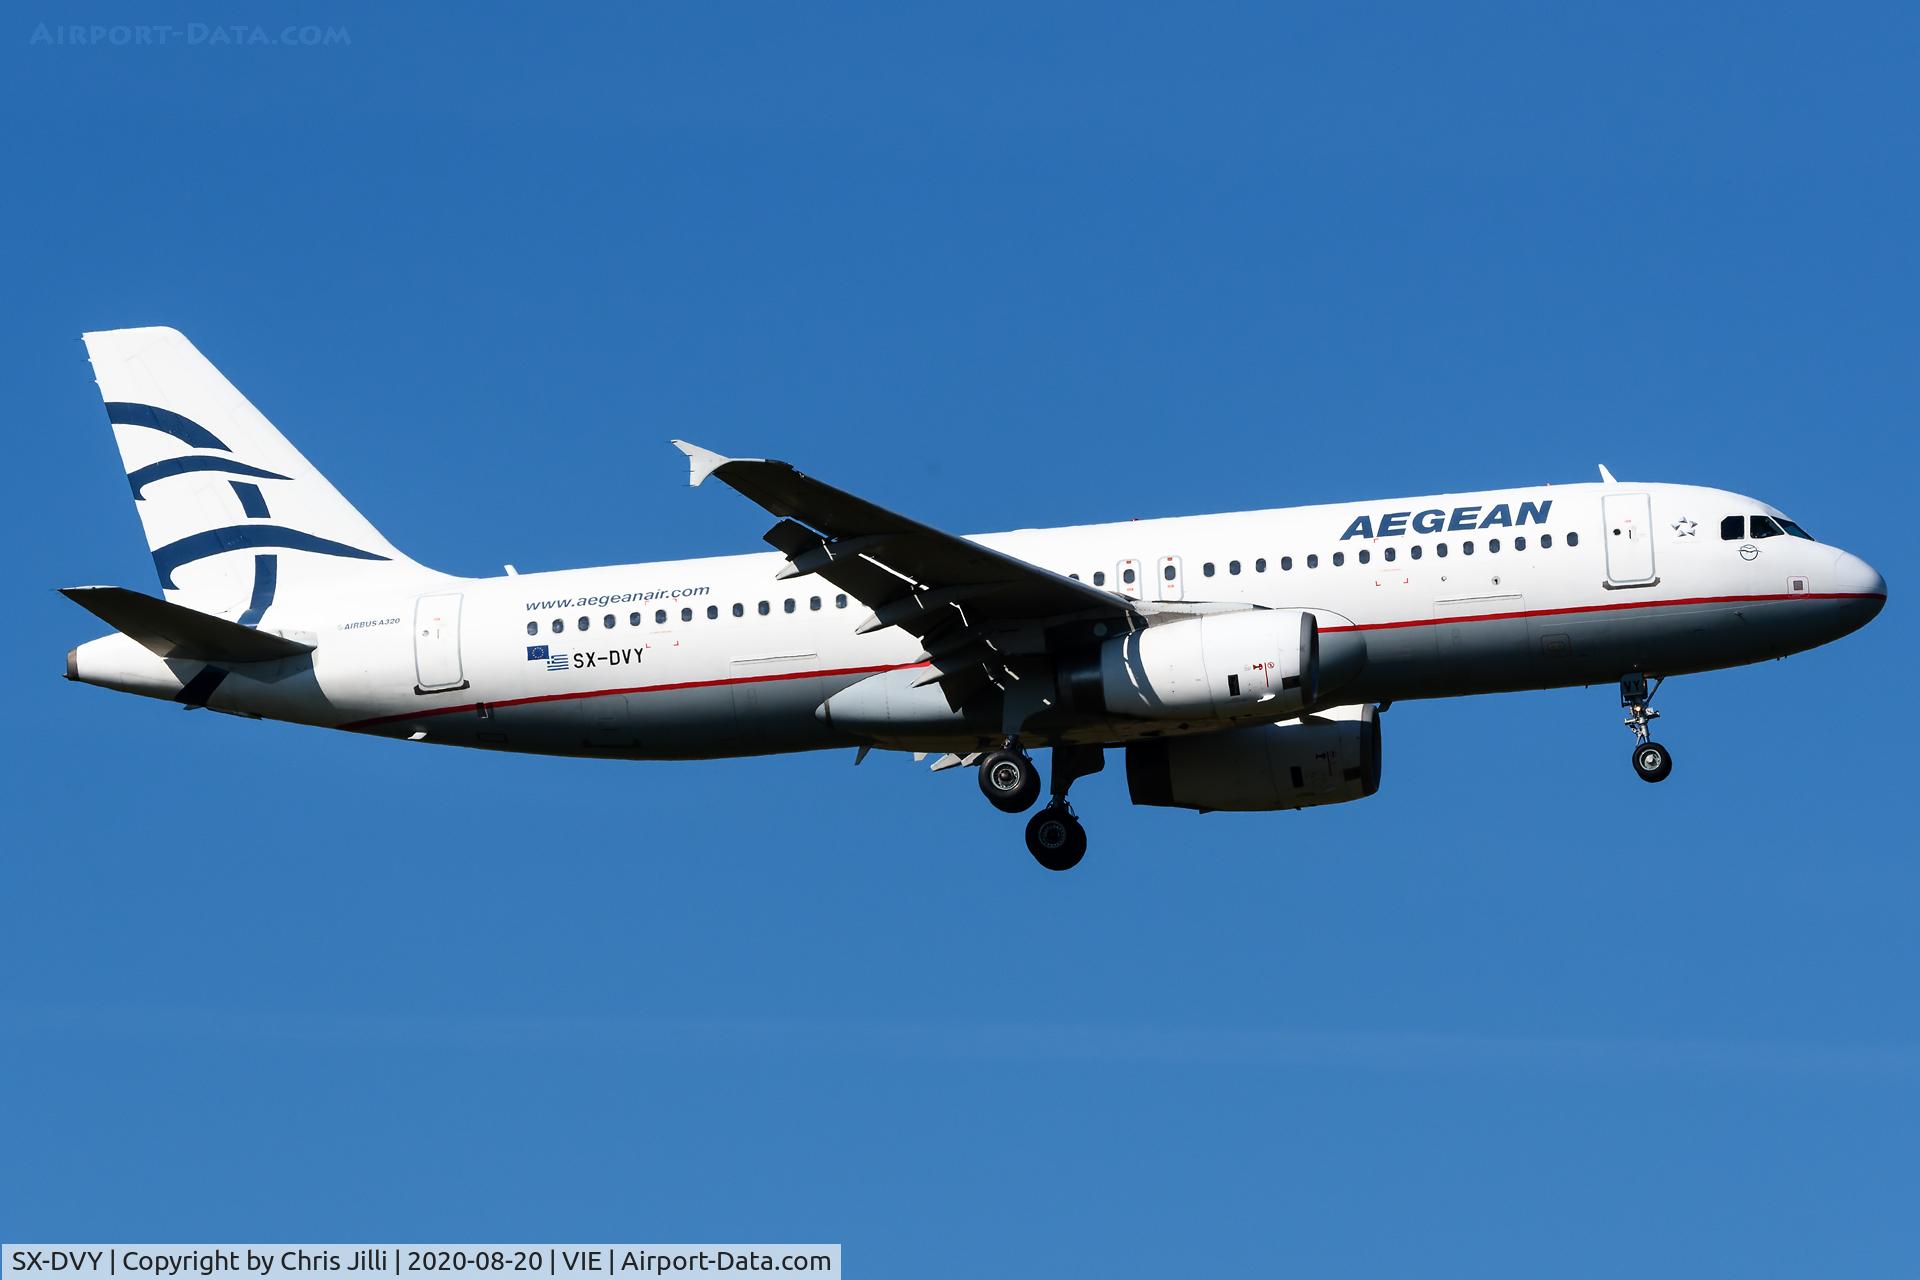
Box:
[1023,745,1103,872]
[1620,673,1673,783]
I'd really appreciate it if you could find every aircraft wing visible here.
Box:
[672,440,1138,700]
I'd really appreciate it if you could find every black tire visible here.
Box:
[1632,741,1673,783]
[1025,805,1087,871]
[979,749,1040,813]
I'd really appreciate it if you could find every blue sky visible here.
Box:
[3,2,1916,1273]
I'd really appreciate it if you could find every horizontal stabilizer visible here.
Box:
[60,585,315,663]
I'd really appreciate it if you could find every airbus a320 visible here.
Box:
[64,328,1887,869]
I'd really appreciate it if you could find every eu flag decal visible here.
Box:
[526,645,549,661]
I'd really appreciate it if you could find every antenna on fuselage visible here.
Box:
[1597,464,1618,484]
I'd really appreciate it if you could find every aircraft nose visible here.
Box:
[1829,549,1887,627]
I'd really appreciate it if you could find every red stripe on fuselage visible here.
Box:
[1317,591,1883,633]
[338,660,929,731]
[338,591,1884,731]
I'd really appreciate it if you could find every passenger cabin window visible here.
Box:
[757,601,770,616]
[551,619,564,634]
[1488,538,1500,553]
[1306,554,1319,569]
[1410,545,1422,560]
[577,616,590,631]
[784,598,796,613]
[810,596,822,611]
[655,609,667,624]
[1281,556,1293,571]
[1435,543,1447,558]
[1229,560,1241,575]
[732,603,744,617]
[1514,536,1527,551]
[1721,515,1745,540]
[1384,547,1396,562]
[1093,571,1106,586]
[526,621,538,636]
[1358,549,1370,564]
[836,594,849,608]
[707,605,719,620]
[1541,534,1553,549]
[682,607,694,622]
[1332,552,1345,566]
[1566,532,1579,547]
[1203,563,1215,577]
[1255,558,1266,572]
[1462,541,1474,555]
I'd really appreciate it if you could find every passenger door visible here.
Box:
[1602,492,1657,586]
[412,592,468,693]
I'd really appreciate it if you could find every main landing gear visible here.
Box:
[1620,673,1673,783]
[977,748,1040,813]
[977,742,1103,871]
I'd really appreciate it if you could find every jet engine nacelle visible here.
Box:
[1062,609,1329,723]
[1125,703,1382,811]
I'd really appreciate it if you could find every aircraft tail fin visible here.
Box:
[81,326,440,623]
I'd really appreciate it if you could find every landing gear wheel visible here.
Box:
[1025,805,1087,871]
[978,750,1040,813]
[1632,741,1673,783]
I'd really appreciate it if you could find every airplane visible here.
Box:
[63,327,1887,870]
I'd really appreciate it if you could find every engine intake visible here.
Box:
[1125,703,1383,812]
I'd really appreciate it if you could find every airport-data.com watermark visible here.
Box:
[28,21,351,47]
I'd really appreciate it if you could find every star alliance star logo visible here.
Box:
[1671,517,1697,537]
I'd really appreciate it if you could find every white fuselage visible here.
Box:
[68,480,1887,759]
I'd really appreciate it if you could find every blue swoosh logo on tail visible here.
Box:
[106,402,229,451]
[128,456,290,498]
[152,525,389,589]
[237,554,279,627]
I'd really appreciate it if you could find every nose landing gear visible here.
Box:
[1621,673,1673,783]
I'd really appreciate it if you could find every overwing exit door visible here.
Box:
[1602,493,1657,586]
[413,592,468,693]
[1156,555,1184,602]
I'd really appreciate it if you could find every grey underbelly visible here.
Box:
[1348,597,1831,701]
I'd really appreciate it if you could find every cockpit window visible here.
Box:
[1720,516,1744,540]
[1750,515,1785,539]
[1778,518,1814,540]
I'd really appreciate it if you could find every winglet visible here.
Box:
[1597,464,1618,484]
[671,439,735,488]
